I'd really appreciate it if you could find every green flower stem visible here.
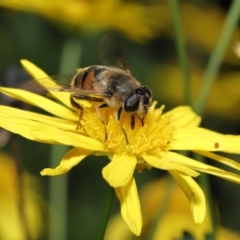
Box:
[168,0,191,105]
[48,37,82,240]
[98,187,115,240]
[48,145,69,240]
[194,0,240,115]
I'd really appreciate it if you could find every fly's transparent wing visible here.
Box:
[98,35,131,74]
[29,74,108,97]
[29,74,75,91]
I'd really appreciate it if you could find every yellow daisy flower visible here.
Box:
[1,60,240,236]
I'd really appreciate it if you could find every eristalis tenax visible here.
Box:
[31,35,152,144]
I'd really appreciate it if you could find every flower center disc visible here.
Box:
[80,102,175,156]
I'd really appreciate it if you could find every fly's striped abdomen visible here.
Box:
[72,66,108,91]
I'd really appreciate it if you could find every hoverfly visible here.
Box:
[32,35,152,144]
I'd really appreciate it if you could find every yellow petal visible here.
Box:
[41,148,91,176]
[0,106,102,151]
[31,124,105,151]
[0,105,78,131]
[169,171,206,224]
[195,150,240,172]
[115,178,142,236]
[20,59,73,109]
[0,113,47,142]
[102,155,136,187]
[166,151,240,184]
[142,154,199,177]
[0,109,104,151]
[172,128,240,153]
[0,87,77,122]
[163,106,201,128]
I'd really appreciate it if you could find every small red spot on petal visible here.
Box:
[214,142,219,149]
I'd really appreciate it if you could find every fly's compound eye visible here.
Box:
[136,87,152,97]
[124,94,139,113]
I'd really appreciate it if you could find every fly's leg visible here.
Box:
[70,95,83,129]
[116,107,129,145]
[70,94,103,129]
[130,115,135,130]
[96,103,109,141]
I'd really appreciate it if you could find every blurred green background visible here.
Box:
[0,0,240,239]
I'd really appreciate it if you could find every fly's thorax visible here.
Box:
[104,70,140,99]
[93,67,141,108]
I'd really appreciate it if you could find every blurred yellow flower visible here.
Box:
[0,152,44,240]
[105,177,240,240]
[0,0,161,41]
[153,63,240,120]
[1,60,240,235]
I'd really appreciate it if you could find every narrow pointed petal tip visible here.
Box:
[115,178,142,236]
[170,172,206,224]
[20,59,75,109]
[20,59,48,79]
